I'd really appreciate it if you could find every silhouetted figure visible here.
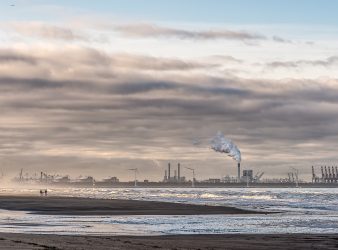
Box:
[44,189,48,196]
[40,190,43,196]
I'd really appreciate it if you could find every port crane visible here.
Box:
[291,167,300,188]
[185,167,195,188]
[253,172,264,183]
[128,168,138,187]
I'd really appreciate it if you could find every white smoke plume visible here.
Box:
[210,132,241,162]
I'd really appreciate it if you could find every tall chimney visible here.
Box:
[237,162,241,183]
[328,167,332,179]
[332,166,335,179]
[178,163,180,182]
[168,163,171,180]
[312,166,315,183]
[325,166,328,179]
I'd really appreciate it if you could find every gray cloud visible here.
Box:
[272,36,293,44]
[0,49,37,64]
[205,55,243,64]
[114,23,267,41]
[109,53,219,71]
[0,48,218,73]
[3,22,294,46]
[8,23,88,41]
[267,56,338,69]
[0,47,338,180]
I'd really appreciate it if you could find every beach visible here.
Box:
[0,195,264,215]
[0,233,337,250]
[0,194,337,249]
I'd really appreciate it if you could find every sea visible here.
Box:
[0,187,337,235]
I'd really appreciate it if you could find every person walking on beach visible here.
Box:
[40,190,43,196]
[44,189,48,196]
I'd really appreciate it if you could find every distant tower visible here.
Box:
[324,166,328,183]
[328,167,332,180]
[164,170,167,181]
[288,172,292,182]
[332,166,335,179]
[168,163,171,180]
[237,163,241,183]
[312,166,315,183]
[178,163,181,182]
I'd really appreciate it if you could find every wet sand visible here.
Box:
[0,195,265,215]
[0,233,337,250]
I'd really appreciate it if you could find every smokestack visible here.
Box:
[312,166,315,183]
[325,166,328,179]
[168,163,171,180]
[174,170,177,181]
[237,162,241,183]
[332,166,335,179]
[328,167,332,179]
[178,163,180,182]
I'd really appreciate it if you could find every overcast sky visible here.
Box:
[0,1,338,181]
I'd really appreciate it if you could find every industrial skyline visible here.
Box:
[0,1,338,180]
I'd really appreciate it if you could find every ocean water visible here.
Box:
[0,187,337,235]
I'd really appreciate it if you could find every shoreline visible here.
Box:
[0,195,268,215]
[5,182,338,188]
[0,233,337,249]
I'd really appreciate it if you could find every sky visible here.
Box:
[0,1,338,181]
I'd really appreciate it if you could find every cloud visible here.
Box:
[114,23,267,41]
[0,48,219,80]
[0,49,37,64]
[2,21,295,47]
[1,46,338,180]
[8,22,88,41]
[205,55,243,64]
[110,53,219,71]
[266,56,338,69]
[272,36,293,44]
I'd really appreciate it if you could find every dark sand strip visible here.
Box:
[0,196,266,215]
[0,233,337,250]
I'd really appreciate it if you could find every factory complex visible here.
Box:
[6,164,338,188]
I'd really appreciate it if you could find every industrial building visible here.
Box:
[101,176,120,183]
[8,165,338,188]
[163,163,186,183]
[242,170,253,181]
[241,170,264,183]
[312,166,338,183]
